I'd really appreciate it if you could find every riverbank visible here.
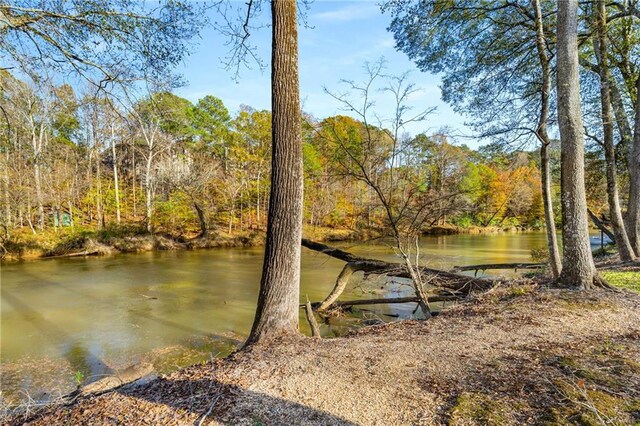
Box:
[421,223,539,235]
[0,225,369,262]
[0,224,542,262]
[7,279,640,425]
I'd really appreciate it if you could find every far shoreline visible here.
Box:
[1,224,549,263]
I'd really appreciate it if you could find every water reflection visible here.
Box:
[1,232,550,401]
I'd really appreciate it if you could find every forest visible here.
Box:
[0,0,638,269]
[2,0,640,425]
[1,72,552,241]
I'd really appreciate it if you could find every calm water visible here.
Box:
[0,232,549,402]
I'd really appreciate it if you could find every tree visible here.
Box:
[126,92,190,232]
[232,108,272,227]
[1,1,205,86]
[247,0,303,344]
[592,0,636,262]
[532,0,562,277]
[556,0,604,288]
[384,0,563,277]
[324,61,437,318]
[632,75,640,255]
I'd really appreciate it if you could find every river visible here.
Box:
[1,232,551,404]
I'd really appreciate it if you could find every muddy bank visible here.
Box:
[7,282,640,425]
[422,224,540,235]
[0,226,375,262]
[1,224,541,262]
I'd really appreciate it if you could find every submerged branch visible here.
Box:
[308,295,460,309]
[451,263,546,273]
[301,238,494,312]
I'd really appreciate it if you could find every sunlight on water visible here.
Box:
[0,232,549,403]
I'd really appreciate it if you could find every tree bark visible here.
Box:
[247,0,303,345]
[628,75,640,256]
[556,0,603,288]
[533,0,562,277]
[594,0,635,261]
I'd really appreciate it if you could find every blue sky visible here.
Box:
[175,1,476,146]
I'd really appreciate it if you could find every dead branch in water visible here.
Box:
[305,300,321,338]
[308,295,460,309]
[44,250,101,259]
[301,239,493,312]
[451,263,546,274]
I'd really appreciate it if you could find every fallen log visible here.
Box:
[587,209,616,243]
[45,250,101,259]
[300,239,361,263]
[451,263,546,273]
[309,295,460,308]
[301,239,493,312]
[301,239,493,296]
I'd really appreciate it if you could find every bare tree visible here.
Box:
[324,60,436,317]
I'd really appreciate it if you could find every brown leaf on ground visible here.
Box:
[6,284,640,425]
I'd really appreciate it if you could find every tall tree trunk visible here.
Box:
[68,200,74,227]
[87,140,94,223]
[533,0,562,277]
[132,148,137,219]
[594,0,635,261]
[95,146,104,229]
[256,169,262,225]
[34,160,44,231]
[145,154,153,233]
[609,78,633,148]
[111,124,121,224]
[30,110,46,231]
[193,201,207,237]
[629,76,640,256]
[247,0,303,344]
[3,149,11,229]
[540,144,562,273]
[556,0,602,288]
[26,201,36,234]
[32,126,45,231]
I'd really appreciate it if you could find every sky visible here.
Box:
[174,0,479,147]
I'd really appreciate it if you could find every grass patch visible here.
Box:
[547,345,640,426]
[592,243,618,258]
[449,392,513,425]
[601,271,640,292]
[552,379,640,426]
[554,296,612,312]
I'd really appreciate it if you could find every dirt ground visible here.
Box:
[6,282,640,425]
